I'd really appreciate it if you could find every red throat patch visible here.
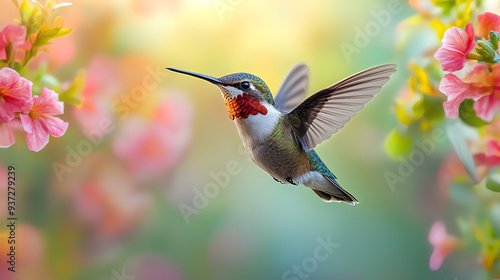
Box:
[224,92,268,120]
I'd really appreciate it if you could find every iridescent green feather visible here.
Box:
[307,149,337,179]
[268,115,297,153]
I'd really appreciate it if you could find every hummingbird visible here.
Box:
[167,64,396,204]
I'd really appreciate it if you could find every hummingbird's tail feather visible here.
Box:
[300,171,358,205]
[311,187,358,205]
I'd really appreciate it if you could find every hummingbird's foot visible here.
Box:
[273,177,285,184]
[286,177,298,186]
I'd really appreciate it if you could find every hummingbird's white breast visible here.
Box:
[220,85,282,149]
[233,103,282,150]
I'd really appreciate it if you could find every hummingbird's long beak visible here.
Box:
[166,68,227,86]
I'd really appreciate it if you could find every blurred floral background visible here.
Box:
[1,0,500,279]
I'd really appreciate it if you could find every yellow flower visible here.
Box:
[395,88,422,125]
[431,18,454,40]
[410,63,437,96]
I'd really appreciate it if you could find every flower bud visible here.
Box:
[476,39,497,61]
[489,31,500,50]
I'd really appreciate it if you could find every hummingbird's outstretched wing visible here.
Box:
[274,64,309,113]
[287,64,397,151]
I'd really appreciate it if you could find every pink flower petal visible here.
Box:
[487,140,500,156]
[440,74,467,118]
[430,248,446,271]
[473,95,500,122]
[428,221,459,271]
[0,25,30,60]
[464,23,476,54]
[20,87,67,151]
[440,64,500,120]
[24,119,50,152]
[43,116,68,137]
[475,140,500,170]
[20,113,35,134]
[474,153,500,169]
[0,68,33,121]
[435,48,469,72]
[31,88,64,116]
[476,12,500,39]
[429,221,446,246]
[2,26,21,42]
[474,153,489,167]
[441,25,473,53]
[0,121,15,148]
[21,97,34,114]
[435,23,475,72]
[0,96,26,121]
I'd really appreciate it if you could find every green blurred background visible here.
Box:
[0,0,477,279]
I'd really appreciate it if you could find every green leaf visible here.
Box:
[27,4,43,33]
[11,62,22,72]
[34,40,52,47]
[59,70,85,106]
[19,0,31,25]
[433,0,454,14]
[33,26,72,47]
[412,98,424,119]
[486,174,500,192]
[459,99,490,127]
[385,129,413,159]
[42,26,63,38]
[41,74,60,89]
[445,120,478,184]
[422,95,445,122]
[55,28,72,38]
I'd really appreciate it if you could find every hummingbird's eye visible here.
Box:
[240,81,251,90]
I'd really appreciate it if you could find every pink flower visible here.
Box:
[429,221,460,271]
[0,121,14,148]
[20,87,68,152]
[440,63,500,121]
[476,12,500,39]
[474,140,500,178]
[0,67,32,121]
[435,22,475,72]
[113,95,192,181]
[74,174,151,238]
[0,25,30,60]
[73,56,122,132]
